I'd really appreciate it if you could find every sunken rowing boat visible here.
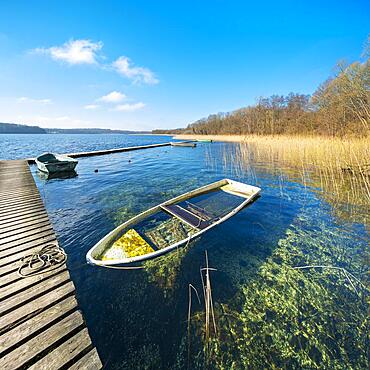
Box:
[86,179,261,267]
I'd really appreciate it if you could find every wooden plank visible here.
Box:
[0,265,67,300]
[0,296,77,355]
[0,205,46,223]
[0,202,44,217]
[0,281,75,334]
[0,196,42,208]
[69,348,102,370]
[0,209,48,228]
[0,167,29,173]
[0,221,52,246]
[0,198,43,212]
[0,224,54,250]
[0,173,33,180]
[0,242,61,285]
[0,234,57,263]
[0,311,84,369]
[0,187,39,196]
[0,226,54,253]
[28,328,92,369]
[0,217,50,238]
[0,234,57,269]
[0,270,70,316]
[0,182,37,191]
[0,194,41,207]
[0,186,41,194]
[0,214,49,235]
[161,204,210,229]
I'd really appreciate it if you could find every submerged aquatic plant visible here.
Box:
[178,205,369,370]
[186,251,218,367]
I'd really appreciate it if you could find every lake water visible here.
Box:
[0,133,171,159]
[2,135,368,369]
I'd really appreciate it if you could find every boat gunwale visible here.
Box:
[86,179,261,266]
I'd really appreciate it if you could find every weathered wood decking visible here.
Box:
[26,140,196,164]
[0,160,102,369]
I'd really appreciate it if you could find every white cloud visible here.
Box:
[84,104,100,110]
[114,102,145,112]
[98,91,126,103]
[18,97,52,104]
[34,39,103,65]
[112,56,159,85]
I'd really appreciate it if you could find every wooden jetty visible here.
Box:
[26,140,196,164]
[0,160,102,369]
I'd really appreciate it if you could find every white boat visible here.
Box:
[86,179,261,267]
[35,153,78,174]
[170,142,197,147]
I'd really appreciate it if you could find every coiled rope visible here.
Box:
[18,244,67,277]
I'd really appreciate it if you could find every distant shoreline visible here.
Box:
[0,122,152,135]
[0,131,157,135]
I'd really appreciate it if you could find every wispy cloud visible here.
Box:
[33,39,103,65]
[112,56,159,85]
[114,102,145,112]
[18,97,52,104]
[98,91,126,103]
[84,104,100,110]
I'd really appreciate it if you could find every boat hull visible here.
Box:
[170,142,197,147]
[35,153,78,174]
[86,179,261,267]
[36,160,77,173]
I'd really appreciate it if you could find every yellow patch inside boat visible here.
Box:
[101,229,154,260]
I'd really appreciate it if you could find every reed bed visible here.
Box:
[177,134,370,214]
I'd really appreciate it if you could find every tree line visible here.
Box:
[154,43,369,137]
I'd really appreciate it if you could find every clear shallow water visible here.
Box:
[22,139,369,369]
[0,133,171,159]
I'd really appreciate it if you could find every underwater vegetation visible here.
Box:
[36,141,368,369]
[181,207,369,369]
[97,143,369,369]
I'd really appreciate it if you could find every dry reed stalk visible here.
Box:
[293,265,368,295]
[200,251,217,361]
[187,283,201,369]
[187,251,218,366]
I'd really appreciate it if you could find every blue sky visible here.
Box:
[0,0,368,130]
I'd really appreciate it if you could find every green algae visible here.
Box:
[183,209,369,369]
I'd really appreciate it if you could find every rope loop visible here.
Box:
[18,244,67,277]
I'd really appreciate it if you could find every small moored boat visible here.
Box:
[35,153,78,174]
[197,139,213,143]
[170,142,197,147]
[86,179,261,267]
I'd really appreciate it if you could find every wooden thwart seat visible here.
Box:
[161,204,211,230]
